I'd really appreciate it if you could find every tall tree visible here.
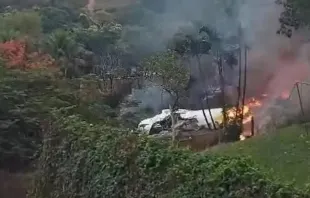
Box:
[277,0,310,37]
[144,51,190,110]
[169,25,220,129]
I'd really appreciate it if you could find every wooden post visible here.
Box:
[235,46,242,120]
[251,116,255,137]
[296,82,308,134]
[296,82,305,117]
[241,45,248,132]
[235,24,243,121]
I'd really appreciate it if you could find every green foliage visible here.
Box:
[39,6,79,33]
[144,51,190,107]
[0,67,55,170]
[213,124,310,187]
[0,66,119,171]
[0,10,41,41]
[0,0,47,9]
[0,29,21,42]
[45,29,80,60]
[30,113,310,198]
[169,27,214,56]
[44,22,124,77]
[0,74,39,170]
[277,0,310,37]
[74,23,123,55]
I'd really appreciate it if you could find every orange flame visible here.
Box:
[226,106,250,120]
[226,97,262,125]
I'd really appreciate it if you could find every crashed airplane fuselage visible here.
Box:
[138,108,224,134]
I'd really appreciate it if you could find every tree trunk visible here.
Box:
[172,92,179,110]
[235,47,242,122]
[240,46,248,132]
[170,105,177,144]
[196,55,217,129]
[199,99,211,130]
[218,52,227,129]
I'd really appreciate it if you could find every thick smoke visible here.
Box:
[121,0,310,127]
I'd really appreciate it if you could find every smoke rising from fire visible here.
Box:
[87,0,95,13]
[123,0,310,127]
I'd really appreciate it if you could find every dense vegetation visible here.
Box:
[0,66,120,171]
[30,112,310,198]
[0,0,310,197]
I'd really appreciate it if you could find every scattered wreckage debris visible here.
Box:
[138,109,222,135]
[138,109,224,150]
[148,113,202,135]
[138,107,257,150]
[149,114,222,150]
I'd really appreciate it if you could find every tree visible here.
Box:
[39,6,79,33]
[277,0,310,37]
[169,24,241,133]
[169,25,220,129]
[144,51,190,110]
[0,10,42,41]
[74,23,123,55]
[45,29,81,77]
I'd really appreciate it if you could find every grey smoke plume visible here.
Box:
[124,0,279,52]
[87,0,95,13]
[123,0,310,127]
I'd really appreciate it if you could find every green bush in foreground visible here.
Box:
[0,66,119,171]
[29,111,310,198]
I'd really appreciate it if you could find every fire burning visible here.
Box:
[225,97,265,141]
[231,88,295,141]
[226,97,262,124]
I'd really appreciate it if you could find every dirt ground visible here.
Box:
[0,170,31,198]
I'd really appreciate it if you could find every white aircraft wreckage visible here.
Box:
[138,108,224,135]
[137,106,255,144]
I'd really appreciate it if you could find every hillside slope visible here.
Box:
[212,125,310,187]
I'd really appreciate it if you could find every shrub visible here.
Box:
[44,29,79,60]
[0,40,55,69]
[39,6,79,33]
[74,23,123,55]
[29,112,310,198]
[0,66,119,171]
[0,10,41,41]
[0,67,52,171]
[0,40,26,68]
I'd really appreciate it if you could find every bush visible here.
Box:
[29,112,310,198]
[39,6,79,33]
[0,66,119,171]
[74,23,123,55]
[44,29,79,60]
[0,10,41,41]
[0,67,52,171]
